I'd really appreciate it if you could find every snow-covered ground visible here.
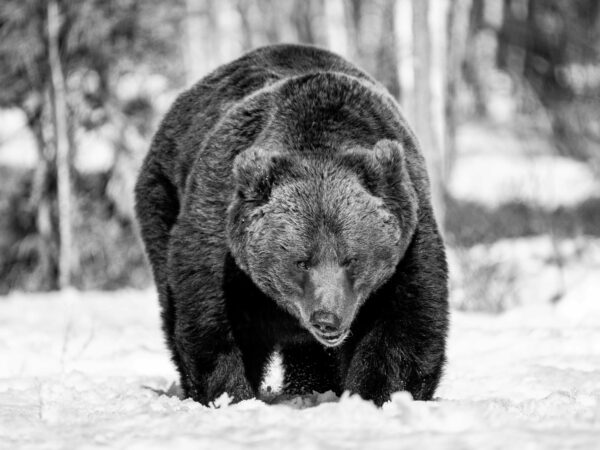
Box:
[1,279,600,450]
[450,122,600,208]
[1,119,599,448]
[449,236,600,312]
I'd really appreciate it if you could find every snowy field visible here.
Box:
[1,269,600,450]
[1,120,599,448]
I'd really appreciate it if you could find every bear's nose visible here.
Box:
[310,310,341,334]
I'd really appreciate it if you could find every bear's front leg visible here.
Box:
[343,319,446,406]
[342,324,410,406]
[167,216,256,405]
[174,319,255,405]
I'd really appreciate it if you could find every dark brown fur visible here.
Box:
[134,44,448,406]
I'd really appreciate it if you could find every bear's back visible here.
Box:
[155,45,373,191]
[201,44,371,101]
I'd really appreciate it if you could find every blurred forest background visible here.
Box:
[1,0,599,311]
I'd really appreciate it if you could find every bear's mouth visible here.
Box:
[311,328,349,347]
[284,300,351,347]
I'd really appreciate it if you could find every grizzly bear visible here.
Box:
[134,44,448,406]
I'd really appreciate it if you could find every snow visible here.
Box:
[2,117,599,448]
[0,109,38,168]
[450,122,600,208]
[1,281,600,450]
[449,236,600,311]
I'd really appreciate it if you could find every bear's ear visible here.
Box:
[371,139,406,173]
[341,139,406,196]
[232,147,288,203]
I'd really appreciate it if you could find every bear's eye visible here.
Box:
[296,260,310,271]
[343,257,358,267]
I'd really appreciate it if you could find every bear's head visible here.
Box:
[226,140,418,347]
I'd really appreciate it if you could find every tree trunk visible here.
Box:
[344,0,399,98]
[235,0,255,51]
[323,0,348,56]
[445,0,473,179]
[25,106,56,290]
[184,0,221,84]
[396,0,414,114]
[291,0,328,47]
[411,0,446,231]
[47,0,72,289]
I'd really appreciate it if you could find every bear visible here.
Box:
[134,44,449,407]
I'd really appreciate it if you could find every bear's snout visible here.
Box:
[306,263,356,321]
[307,307,349,346]
[302,264,356,346]
[310,310,342,334]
